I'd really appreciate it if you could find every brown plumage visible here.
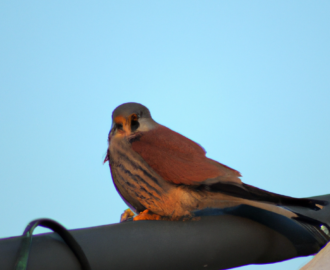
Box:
[131,125,241,185]
[105,102,326,221]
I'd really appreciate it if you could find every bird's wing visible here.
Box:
[130,125,242,185]
[130,125,326,210]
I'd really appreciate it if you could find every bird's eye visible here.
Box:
[115,123,123,130]
[131,114,140,132]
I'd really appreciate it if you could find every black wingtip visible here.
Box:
[208,182,328,211]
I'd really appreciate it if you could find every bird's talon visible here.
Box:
[133,209,163,221]
[120,208,135,222]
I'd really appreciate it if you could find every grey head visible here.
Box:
[112,102,151,120]
[110,102,157,137]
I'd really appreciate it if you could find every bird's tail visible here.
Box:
[209,183,330,237]
[209,182,328,211]
[242,183,328,210]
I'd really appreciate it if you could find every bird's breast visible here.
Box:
[109,137,171,215]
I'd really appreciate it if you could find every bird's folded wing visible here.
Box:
[131,125,241,185]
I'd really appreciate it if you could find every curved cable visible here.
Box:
[14,218,91,270]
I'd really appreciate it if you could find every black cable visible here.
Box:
[14,218,91,270]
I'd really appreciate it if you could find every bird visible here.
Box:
[104,102,327,222]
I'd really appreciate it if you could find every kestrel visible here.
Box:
[104,102,326,221]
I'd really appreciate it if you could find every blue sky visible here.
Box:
[1,1,329,269]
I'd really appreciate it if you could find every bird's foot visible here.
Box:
[133,209,164,221]
[132,209,200,221]
[120,208,135,222]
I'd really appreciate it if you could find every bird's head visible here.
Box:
[109,102,158,140]
[104,102,159,164]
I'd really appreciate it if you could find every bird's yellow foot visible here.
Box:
[120,208,135,222]
[133,209,163,221]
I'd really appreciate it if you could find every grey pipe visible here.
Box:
[1,194,329,270]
